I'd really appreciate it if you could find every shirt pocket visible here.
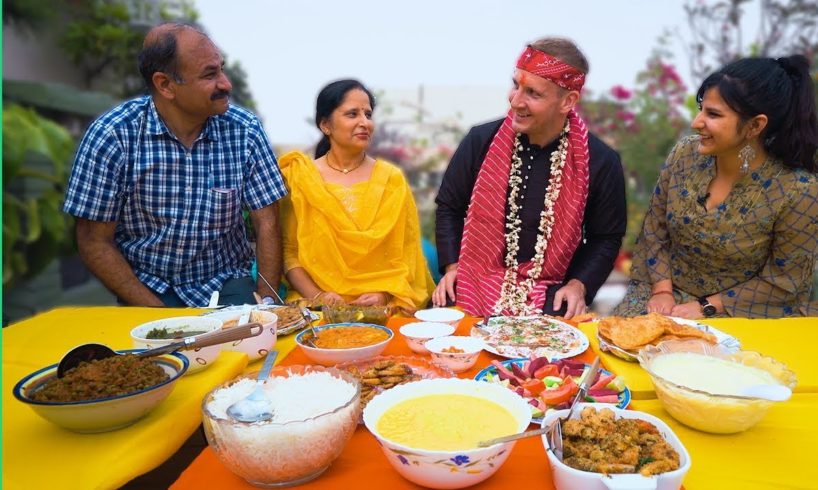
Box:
[205,188,240,231]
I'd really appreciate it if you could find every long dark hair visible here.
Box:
[314,79,376,159]
[696,55,818,173]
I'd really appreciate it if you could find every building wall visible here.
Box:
[3,23,87,88]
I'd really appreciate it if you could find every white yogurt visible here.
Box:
[650,352,778,396]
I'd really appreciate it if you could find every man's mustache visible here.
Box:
[211,90,230,100]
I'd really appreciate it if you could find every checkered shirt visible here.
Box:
[63,96,287,306]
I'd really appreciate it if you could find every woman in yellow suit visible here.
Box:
[279,79,434,311]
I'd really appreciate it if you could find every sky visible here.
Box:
[194,0,715,146]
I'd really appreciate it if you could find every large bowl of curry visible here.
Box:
[13,350,188,433]
[295,323,393,366]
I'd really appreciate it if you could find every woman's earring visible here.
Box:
[738,144,755,175]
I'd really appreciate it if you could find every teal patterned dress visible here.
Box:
[614,136,818,318]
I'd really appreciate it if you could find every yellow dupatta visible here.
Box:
[279,151,434,310]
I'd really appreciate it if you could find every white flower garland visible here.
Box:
[494,121,570,315]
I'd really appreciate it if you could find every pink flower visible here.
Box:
[610,85,633,100]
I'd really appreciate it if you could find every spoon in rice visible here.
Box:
[226,349,279,423]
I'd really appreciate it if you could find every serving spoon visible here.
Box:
[56,322,264,378]
[736,384,792,401]
[226,349,278,423]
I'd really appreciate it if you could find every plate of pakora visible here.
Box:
[471,315,590,360]
[596,313,740,362]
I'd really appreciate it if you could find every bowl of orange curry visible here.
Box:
[295,323,394,366]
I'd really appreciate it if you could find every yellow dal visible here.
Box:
[314,326,389,349]
[376,394,518,450]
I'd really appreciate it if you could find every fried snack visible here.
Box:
[599,313,718,351]
[600,313,669,350]
[559,312,598,327]
[562,407,680,477]
[343,360,421,409]
[664,322,717,344]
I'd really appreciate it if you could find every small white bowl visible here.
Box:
[424,336,484,373]
[130,316,223,373]
[541,404,691,490]
[399,322,456,354]
[414,308,465,328]
[295,323,393,366]
[363,378,531,489]
[204,308,278,361]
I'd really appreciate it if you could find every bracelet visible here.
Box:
[311,291,324,301]
[651,290,674,297]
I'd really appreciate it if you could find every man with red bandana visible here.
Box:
[432,38,626,319]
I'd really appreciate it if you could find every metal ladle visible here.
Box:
[57,323,264,378]
[226,349,278,423]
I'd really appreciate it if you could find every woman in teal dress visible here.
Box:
[615,55,818,319]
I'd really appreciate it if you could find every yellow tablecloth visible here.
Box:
[2,307,252,490]
[630,395,818,489]
[579,317,818,399]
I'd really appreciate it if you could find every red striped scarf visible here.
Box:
[456,109,590,316]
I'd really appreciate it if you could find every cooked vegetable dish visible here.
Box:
[31,354,169,403]
[562,407,680,476]
[145,327,207,339]
[313,326,389,349]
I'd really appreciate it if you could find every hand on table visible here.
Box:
[646,294,676,315]
[350,292,388,306]
[670,301,703,319]
[553,279,586,319]
[432,266,458,307]
[314,291,344,306]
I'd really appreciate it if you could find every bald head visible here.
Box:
[138,23,208,92]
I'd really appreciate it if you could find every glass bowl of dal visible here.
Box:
[13,350,188,433]
[362,378,532,489]
[202,365,361,487]
[638,339,797,434]
[295,323,393,366]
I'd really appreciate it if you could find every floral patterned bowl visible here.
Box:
[424,336,484,373]
[363,378,531,489]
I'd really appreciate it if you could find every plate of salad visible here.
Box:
[474,356,630,424]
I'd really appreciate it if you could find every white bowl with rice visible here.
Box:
[202,364,361,487]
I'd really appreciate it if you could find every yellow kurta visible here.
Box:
[279,151,434,310]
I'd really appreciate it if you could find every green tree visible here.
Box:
[3,104,76,286]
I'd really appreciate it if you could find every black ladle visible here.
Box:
[56,322,264,378]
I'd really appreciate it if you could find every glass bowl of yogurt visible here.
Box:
[637,339,796,434]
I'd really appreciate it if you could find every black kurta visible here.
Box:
[435,118,626,315]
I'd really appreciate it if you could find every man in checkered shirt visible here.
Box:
[63,23,287,307]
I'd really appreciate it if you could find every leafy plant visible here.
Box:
[3,104,76,286]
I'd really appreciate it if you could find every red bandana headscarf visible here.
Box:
[456,46,591,316]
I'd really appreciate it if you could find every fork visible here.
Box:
[546,356,600,460]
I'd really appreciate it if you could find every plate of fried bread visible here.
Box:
[596,313,740,362]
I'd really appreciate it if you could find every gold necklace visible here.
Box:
[326,152,367,174]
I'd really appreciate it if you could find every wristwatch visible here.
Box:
[697,296,717,317]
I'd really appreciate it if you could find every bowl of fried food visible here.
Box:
[321,304,391,326]
[336,356,454,410]
[541,404,690,490]
[13,350,188,433]
[638,339,796,434]
[597,312,739,362]
[295,323,393,366]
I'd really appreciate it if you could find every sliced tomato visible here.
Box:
[533,364,559,380]
[521,378,546,395]
[540,378,579,405]
[590,373,617,391]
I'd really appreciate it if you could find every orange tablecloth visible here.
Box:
[172,316,596,489]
